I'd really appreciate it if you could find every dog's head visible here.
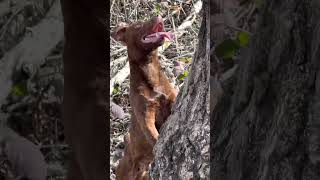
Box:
[112,16,174,60]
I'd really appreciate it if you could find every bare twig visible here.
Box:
[0,7,24,41]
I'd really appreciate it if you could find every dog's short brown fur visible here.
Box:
[112,16,177,180]
[60,0,106,179]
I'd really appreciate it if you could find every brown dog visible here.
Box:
[60,0,106,179]
[112,16,177,180]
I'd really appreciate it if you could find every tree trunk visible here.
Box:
[150,1,210,179]
[211,0,320,179]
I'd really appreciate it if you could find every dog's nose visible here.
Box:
[153,15,163,23]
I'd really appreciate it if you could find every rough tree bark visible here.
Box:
[150,1,210,179]
[212,0,320,179]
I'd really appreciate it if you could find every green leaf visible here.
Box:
[151,4,161,17]
[112,84,121,95]
[12,82,27,97]
[236,31,250,47]
[154,4,161,15]
[179,57,192,64]
[215,39,240,60]
[177,71,189,81]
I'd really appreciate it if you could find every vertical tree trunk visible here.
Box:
[150,1,210,179]
[212,0,320,179]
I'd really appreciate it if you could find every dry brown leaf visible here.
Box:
[111,101,125,119]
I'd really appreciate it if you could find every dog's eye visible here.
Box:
[133,24,143,29]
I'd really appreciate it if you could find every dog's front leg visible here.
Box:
[137,97,162,147]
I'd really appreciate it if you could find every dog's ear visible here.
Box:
[111,22,128,45]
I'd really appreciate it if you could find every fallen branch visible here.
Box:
[110,0,203,95]
[0,0,63,106]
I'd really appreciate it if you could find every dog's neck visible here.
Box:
[129,50,161,90]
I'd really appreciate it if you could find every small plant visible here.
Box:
[177,71,189,81]
[11,82,28,97]
[151,3,161,17]
[112,83,121,95]
[215,31,250,60]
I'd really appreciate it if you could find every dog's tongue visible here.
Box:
[156,32,174,40]
[143,32,174,43]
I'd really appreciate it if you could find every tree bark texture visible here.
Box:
[150,1,210,179]
[211,0,320,179]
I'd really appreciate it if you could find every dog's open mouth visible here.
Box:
[142,17,174,44]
